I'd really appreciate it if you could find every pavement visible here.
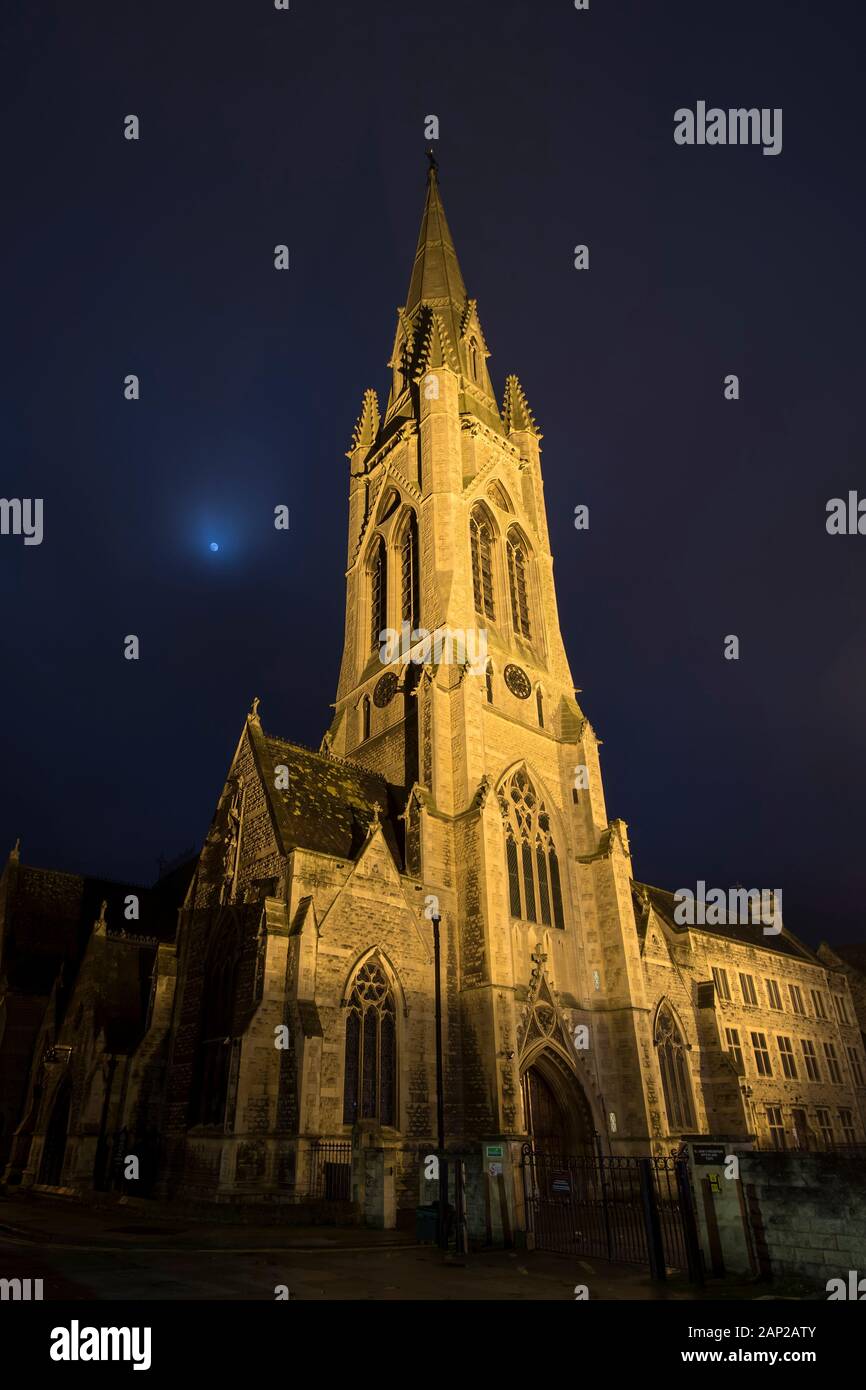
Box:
[0,1190,811,1301]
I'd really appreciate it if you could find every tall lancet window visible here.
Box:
[485,661,494,704]
[507,528,532,639]
[498,768,565,929]
[369,536,387,651]
[399,512,419,630]
[655,1005,695,1132]
[470,507,496,621]
[343,960,397,1127]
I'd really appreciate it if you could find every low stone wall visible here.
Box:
[740,1151,866,1289]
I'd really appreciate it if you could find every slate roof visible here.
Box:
[250,725,406,869]
[632,880,818,963]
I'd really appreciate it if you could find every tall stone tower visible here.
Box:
[328,160,654,1158]
[6,162,859,1229]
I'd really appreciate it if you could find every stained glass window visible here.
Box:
[343,961,397,1126]
[498,769,565,929]
[655,1006,695,1131]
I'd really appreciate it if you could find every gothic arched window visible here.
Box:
[369,536,387,651]
[343,961,397,1126]
[190,921,241,1127]
[498,769,565,929]
[536,686,544,728]
[485,661,494,705]
[506,528,532,639]
[360,694,371,742]
[468,336,478,381]
[655,1005,695,1132]
[399,511,419,630]
[470,506,496,621]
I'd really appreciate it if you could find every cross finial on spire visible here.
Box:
[426,147,439,177]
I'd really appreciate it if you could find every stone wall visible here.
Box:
[740,1150,866,1288]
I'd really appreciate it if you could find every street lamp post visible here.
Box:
[431,912,448,1248]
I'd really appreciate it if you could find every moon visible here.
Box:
[209,542,220,552]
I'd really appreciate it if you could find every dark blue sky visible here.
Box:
[2,0,864,945]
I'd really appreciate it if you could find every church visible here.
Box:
[1,161,864,1238]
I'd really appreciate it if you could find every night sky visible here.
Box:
[2,1,864,946]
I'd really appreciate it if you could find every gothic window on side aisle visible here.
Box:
[498,768,565,929]
[343,960,397,1127]
[655,1005,695,1132]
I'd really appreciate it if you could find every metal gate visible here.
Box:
[520,1144,702,1281]
[310,1139,352,1201]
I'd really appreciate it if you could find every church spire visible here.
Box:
[384,156,502,434]
[404,153,468,324]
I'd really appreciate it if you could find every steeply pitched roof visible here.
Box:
[249,725,406,869]
[632,880,818,963]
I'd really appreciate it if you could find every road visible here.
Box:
[0,1192,796,1301]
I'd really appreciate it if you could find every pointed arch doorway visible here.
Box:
[520,1048,595,1157]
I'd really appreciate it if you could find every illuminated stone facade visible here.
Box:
[2,165,864,1225]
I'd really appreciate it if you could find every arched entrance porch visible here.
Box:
[520,1045,596,1157]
